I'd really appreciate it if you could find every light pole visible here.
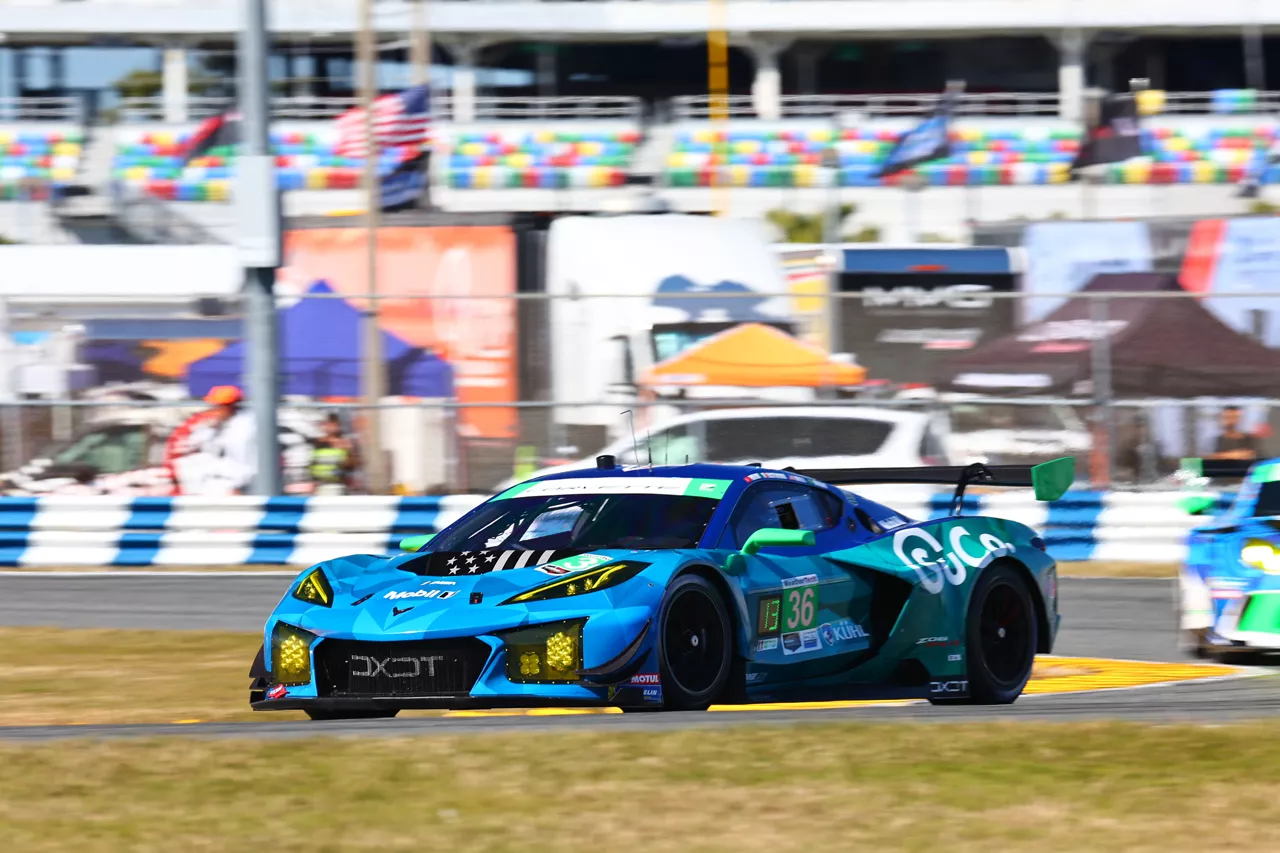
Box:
[357,0,389,494]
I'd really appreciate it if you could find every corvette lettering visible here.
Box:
[350,654,444,679]
[893,524,1013,594]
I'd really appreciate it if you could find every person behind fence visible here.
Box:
[1208,405,1260,462]
[310,413,359,495]
[189,385,258,495]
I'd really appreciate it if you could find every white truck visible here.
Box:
[545,213,803,451]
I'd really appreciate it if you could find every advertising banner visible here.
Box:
[278,226,518,439]
[1022,221,1154,323]
[1181,217,1280,347]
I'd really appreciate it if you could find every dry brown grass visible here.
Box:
[1058,561,1177,578]
[0,627,294,725]
[1,723,1279,852]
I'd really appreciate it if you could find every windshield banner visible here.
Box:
[496,477,732,501]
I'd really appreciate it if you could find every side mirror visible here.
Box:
[741,528,816,556]
[399,534,436,553]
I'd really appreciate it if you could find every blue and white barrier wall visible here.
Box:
[0,490,1216,568]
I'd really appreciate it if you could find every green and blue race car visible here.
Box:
[250,456,1074,718]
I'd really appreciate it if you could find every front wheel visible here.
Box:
[657,574,733,711]
[939,563,1038,705]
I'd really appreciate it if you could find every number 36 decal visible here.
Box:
[783,586,816,631]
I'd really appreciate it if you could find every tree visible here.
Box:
[110,68,224,101]
[765,205,878,243]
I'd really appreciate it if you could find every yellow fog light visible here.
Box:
[546,631,576,673]
[503,620,584,684]
[271,624,315,686]
[520,651,541,676]
[1241,539,1280,574]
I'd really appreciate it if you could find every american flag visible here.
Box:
[334,84,432,161]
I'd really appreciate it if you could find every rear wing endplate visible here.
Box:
[1179,457,1254,481]
[793,456,1075,516]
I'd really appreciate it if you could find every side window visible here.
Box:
[731,483,844,548]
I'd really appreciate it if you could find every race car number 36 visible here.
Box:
[783,585,817,631]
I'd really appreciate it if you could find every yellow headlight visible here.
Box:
[504,621,584,683]
[501,561,649,605]
[1241,540,1280,574]
[291,569,333,607]
[271,624,315,686]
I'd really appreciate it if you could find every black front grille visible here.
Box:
[315,638,492,698]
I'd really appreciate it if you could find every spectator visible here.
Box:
[1208,405,1259,462]
[190,385,258,495]
[310,412,359,495]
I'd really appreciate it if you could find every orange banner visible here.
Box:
[278,226,518,440]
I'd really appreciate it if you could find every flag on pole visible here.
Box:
[334,84,433,160]
[1070,92,1144,175]
[182,112,241,165]
[872,87,961,180]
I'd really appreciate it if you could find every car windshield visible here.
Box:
[431,491,722,552]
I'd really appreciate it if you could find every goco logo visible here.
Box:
[892,525,1014,594]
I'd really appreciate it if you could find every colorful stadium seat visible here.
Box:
[444,128,639,189]
[0,126,83,197]
[114,125,641,197]
[112,128,392,199]
[665,98,1279,188]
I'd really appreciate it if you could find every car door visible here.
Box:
[721,481,874,670]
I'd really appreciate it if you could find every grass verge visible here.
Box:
[3,722,1280,852]
[0,627,294,725]
[1058,561,1177,578]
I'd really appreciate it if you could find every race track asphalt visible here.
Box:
[1,574,1277,740]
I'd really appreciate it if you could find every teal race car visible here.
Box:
[251,457,1073,718]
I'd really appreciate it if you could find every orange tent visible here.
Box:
[639,323,866,388]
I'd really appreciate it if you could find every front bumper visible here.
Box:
[254,612,661,711]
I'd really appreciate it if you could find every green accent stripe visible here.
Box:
[493,481,538,501]
[1239,593,1280,633]
[1251,462,1280,483]
[682,478,732,499]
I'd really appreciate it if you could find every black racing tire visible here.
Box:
[942,562,1038,705]
[305,709,400,721]
[656,574,733,711]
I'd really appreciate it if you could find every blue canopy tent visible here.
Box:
[187,281,454,398]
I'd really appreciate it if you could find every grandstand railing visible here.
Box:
[0,96,84,123]
[113,95,642,123]
[671,91,1280,120]
[108,183,226,245]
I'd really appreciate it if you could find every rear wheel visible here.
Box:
[305,709,399,721]
[940,563,1038,705]
[657,574,732,711]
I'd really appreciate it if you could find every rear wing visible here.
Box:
[792,456,1075,517]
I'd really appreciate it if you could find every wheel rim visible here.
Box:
[978,580,1033,688]
[662,587,726,697]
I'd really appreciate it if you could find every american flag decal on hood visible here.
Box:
[402,549,590,577]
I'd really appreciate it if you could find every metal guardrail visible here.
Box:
[112,95,642,123]
[0,96,84,123]
[671,91,1280,120]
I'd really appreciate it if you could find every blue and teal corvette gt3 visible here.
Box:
[250,455,1074,719]
[1179,457,1280,660]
